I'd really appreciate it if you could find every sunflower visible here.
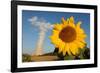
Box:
[50,16,87,56]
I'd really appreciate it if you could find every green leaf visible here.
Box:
[78,47,90,59]
[64,55,75,60]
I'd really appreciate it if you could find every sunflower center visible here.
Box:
[59,26,76,43]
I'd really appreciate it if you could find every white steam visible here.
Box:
[29,16,54,55]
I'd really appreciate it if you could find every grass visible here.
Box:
[22,54,32,62]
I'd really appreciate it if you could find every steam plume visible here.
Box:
[29,16,54,55]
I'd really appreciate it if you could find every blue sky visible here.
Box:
[22,10,90,55]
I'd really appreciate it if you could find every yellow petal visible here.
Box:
[69,16,74,23]
[50,35,59,41]
[66,18,75,27]
[62,17,67,24]
[77,34,87,39]
[62,17,66,23]
[69,23,75,28]
[76,37,86,44]
[61,17,68,27]
[76,28,85,34]
[69,43,79,55]
[66,18,70,26]
[76,21,82,27]
[63,43,71,56]
[76,21,85,33]
[50,40,59,47]
[52,30,59,36]
[75,41,85,49]
[58,41,65,53]
[53,24,62,30]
